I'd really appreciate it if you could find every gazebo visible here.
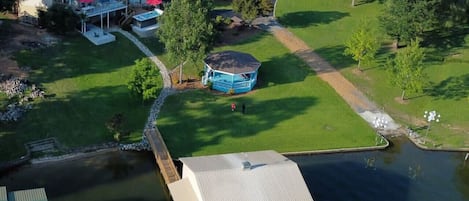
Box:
[202,51,261,94]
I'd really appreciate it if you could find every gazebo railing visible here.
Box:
[212,80,253,93]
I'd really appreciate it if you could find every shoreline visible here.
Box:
[3,132,468,168]
[29,147,121,165]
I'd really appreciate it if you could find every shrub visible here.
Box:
[228,88,235,95]
[207,81,213,90]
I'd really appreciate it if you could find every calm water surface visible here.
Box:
[0,151,170,201]
[1,137,468,201]
[292,137,469,201]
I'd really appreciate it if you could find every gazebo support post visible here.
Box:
[179,62,183,84]
[107,12,110,29]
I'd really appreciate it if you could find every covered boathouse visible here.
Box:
[168,150,314,201]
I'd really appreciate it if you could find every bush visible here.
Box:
[207,81,213,90]
[39,4,79,35]
[228,88,235,95]
[106,113,125,142]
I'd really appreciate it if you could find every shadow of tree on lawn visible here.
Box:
[421,27,469,65]
[157,90,317,157]
[257,53,313,88]
[313,45,356,70]
[426,73,469,100]
[278,11,350,28]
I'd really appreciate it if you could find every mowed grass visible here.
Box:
[0,33,160,160]
[157,33,377,157]
[276,0,469,148]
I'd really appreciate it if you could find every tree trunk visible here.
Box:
[179,63,183,84]
[351,0,355,6]
[401,90,406,101]
[357,59,361,71]
[392,38,399,50]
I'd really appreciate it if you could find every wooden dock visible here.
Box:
[144,128,180,184]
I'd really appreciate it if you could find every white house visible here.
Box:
[168,150,314,201]
[18,0,53,24]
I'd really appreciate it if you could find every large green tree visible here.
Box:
[344,21,380,71]
[436,0,469,28]
[233,0,258,23]
[40,4,79,35]
[386,39,426,100]
[158,0,214,84]
[379,0,439,48]
[128,58,161,102]
[0,0,15,12]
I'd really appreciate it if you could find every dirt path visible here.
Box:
[254,17,400,134]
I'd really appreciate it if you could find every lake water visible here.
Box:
[0,151,171,201]
[1,137,468,201]
[291,137,469,201]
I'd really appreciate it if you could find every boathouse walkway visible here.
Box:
[115,29,180,184]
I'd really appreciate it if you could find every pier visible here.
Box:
[144,128,180,184]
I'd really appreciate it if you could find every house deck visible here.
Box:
[82,25,115,45]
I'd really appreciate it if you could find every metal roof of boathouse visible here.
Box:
[168,150,314,201]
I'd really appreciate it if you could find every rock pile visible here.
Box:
[1,77,45,122]
[0,103,27,122]
[29,84,45,99]
[0,78,28,98]
[120,135,151,151]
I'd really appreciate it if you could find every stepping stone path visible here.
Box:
[112,29,175,149]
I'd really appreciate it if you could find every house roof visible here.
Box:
[9,188,48,201]
[0,187,7,201]
[170,150,314,201]
[204,51,261,74]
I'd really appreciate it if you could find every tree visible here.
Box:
[105,113,125,142]
[344,21,380,71]
[233,0,258,23]
[0,0,15,12]
[379,0,439,48]
[258,0,274,16]
[436,0,469,28]
[158,0,214,84]
[40,4,79,35]
[127,58,161,102]
[386,39,426,100]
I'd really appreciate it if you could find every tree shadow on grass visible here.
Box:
[14,33,146,84]
[278,11,350,28]
[353,0,385,6]
[158,91,317,157]
[257,53,313,87]
[1,85,151,154]
[313,45,356,70]
[426,73,469,100]
[421,27,469,65]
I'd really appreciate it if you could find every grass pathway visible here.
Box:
[254,17,400,134]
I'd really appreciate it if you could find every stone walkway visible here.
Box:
[113,29,174,130]
[114,29,181,184]
[253,17,400,133]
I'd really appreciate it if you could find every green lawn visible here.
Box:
[276,0,469,148]
[213,0,232,9]
[136,35,202,80]
[157,32,377,157]
[0,33,161,160]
